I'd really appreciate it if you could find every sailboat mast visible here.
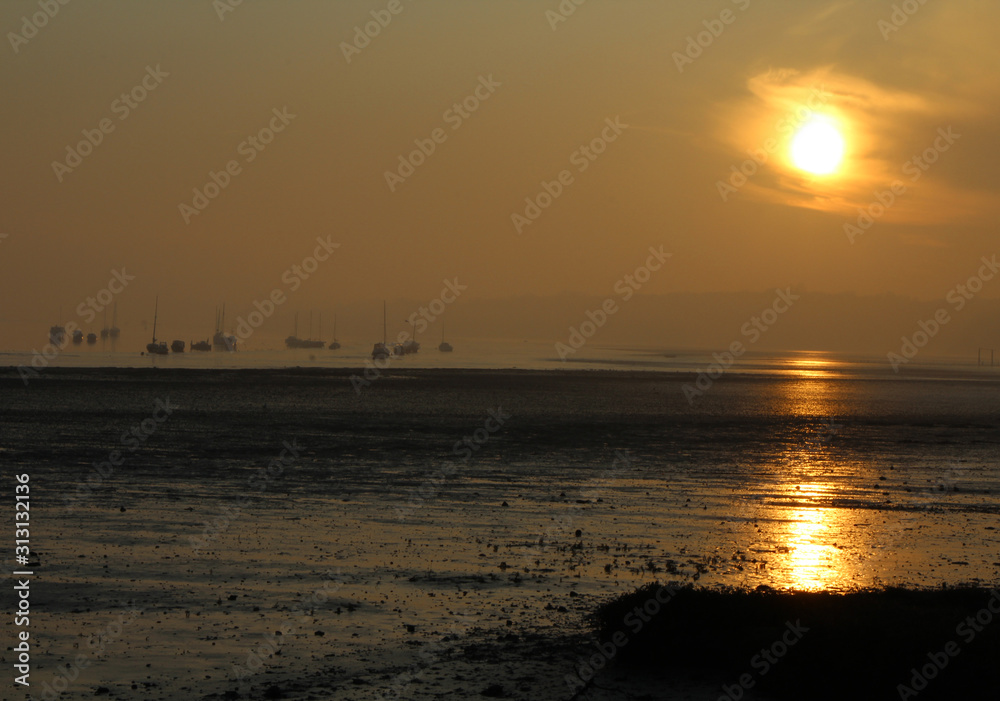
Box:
[382,301,387,344]
[152,296,159,342]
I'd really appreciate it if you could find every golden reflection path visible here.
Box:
[760,354,867,591]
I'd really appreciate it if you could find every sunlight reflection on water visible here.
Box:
[759,357,868,591]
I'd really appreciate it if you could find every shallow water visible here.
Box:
[3,363,999,699]
[3,339,992,376]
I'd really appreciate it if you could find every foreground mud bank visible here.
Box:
[591,584,1000,700]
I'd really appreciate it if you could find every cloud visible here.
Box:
[713,66,997,227]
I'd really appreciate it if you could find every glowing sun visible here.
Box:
[790,118,845,175]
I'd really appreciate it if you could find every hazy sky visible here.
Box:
[2,0,998,351]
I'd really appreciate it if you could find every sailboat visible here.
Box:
[285,312,325,349]
[284,312,304,348]
[328,314,341,350]
[86,332,97,345]
[109,302,120,339]
[145,297,168,355]
[305,312,325,348]
[100,308,110,340]
[438,321,453,352]
[49,325,66,346]
[400,317,420,355]
[72,329,84,344]
[213,305,237,351]
[191,312,211,351]
[372,302,390,360]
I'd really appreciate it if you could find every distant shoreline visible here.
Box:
[4,363,1000,383]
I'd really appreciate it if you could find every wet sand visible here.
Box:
[3,368,999,699]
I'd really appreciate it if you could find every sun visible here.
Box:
[790,118,845,175]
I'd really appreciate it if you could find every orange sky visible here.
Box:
[1,0,998,351]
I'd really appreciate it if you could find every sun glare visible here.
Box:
[790,118,845,175]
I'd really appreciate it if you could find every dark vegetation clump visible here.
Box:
[594,583,1000,700]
